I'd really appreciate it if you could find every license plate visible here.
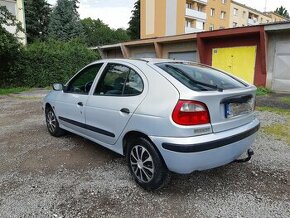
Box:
[225,101,253,118]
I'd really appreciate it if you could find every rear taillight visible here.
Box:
[172,100,210,125]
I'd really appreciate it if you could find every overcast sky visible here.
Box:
[47,0,290,29]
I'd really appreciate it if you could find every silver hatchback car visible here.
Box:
[44,58,260,190]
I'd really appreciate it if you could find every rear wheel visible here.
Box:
[126,137,170,190]
[45,107,65,137]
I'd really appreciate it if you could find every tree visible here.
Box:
[275,6,290,19]
[48,0,84,41]
[0,6,22,87]
[24,0,51,43]
[81,18,129,46]
[127,0,140,40]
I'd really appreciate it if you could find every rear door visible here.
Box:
[55,64,103,134]
[85,62,148,145]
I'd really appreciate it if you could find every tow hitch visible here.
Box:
[234,149,254,163]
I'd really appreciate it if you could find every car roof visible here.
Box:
[91,58,193,65]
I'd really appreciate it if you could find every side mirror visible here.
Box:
[52,83,64,91]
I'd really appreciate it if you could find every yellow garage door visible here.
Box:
[212,46,257,84]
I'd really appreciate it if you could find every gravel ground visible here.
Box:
[0,90,289,217]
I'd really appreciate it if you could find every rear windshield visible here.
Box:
[156,63,247,91]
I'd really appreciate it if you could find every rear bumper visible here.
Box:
[149,118,260,174]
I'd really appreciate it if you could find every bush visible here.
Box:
[13,39,100,87]
[0,26,22,87]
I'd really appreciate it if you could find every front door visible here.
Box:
[55,63,103,134]
[85,62,147,145]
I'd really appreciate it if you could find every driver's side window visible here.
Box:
[66,64,103,94]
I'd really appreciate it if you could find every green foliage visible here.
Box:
[12,39,100,87]
[256,87,272,96]
[81,18,129,46]
[0,6,23,88]
[24,0,51,43]
[48,0,84,41]
[0,87,30,95]
[275,6,290,19]
[127,0,140,40]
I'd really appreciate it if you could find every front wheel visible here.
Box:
[45,107,65,137]
[126,137,170,190]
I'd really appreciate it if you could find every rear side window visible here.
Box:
[156,63,247,91]
[94,63,144,96]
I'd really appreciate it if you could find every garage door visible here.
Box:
[133,52,156,58]
[212,46,257,84]
[272,42,290,92]
[169,51,197,62]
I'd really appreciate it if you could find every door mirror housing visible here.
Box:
[52,83,64,91]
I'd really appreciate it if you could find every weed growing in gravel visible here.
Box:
[280,96,290,104]
[256,107,290,116]
[0,87,30,95]
[262,121,290,146]
[256,87,272,96]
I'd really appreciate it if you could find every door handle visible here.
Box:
[120,108,130,114]
[77,102,83,106]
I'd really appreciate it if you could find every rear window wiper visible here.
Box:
[164,64,223,92]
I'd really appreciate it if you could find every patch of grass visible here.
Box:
[262,121,290,146]
[256,87,272,96]
[44,86,52,90]
[280,96,290,104]
[0,87,30,95]
[256,106,290,116]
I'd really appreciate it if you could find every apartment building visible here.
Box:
[0,0,27,44]
[140,0,288,39]
[206,0,231,31]
[230,1,272,28]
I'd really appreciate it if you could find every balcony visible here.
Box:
[189,0,208,4]
[185,26,204,33]
[186,8,207,21]
[248,18,259,26]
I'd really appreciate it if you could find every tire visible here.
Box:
[126,137,170,190]
[45,107,65,137]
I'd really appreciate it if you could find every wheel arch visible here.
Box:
[122,130,168,169]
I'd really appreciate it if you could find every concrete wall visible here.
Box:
[104,48,124,59]
[127,45,156,58]
[162,40,198,60]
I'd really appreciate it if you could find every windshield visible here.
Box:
[156,63,247,91]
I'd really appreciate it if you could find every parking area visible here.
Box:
[0,90,289,217]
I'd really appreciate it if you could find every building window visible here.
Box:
[186,3,192,9]
[233,22,238,27]
[222,0,226,4]
[261,17,263,23]
[197,5,203,12]
[220,11,226,19]
[210,8,215,17]
[209,24,214,31]
[234,8,238,16]
[196,21,204,30]
[243,11,246,18]
[186,20,192,28]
